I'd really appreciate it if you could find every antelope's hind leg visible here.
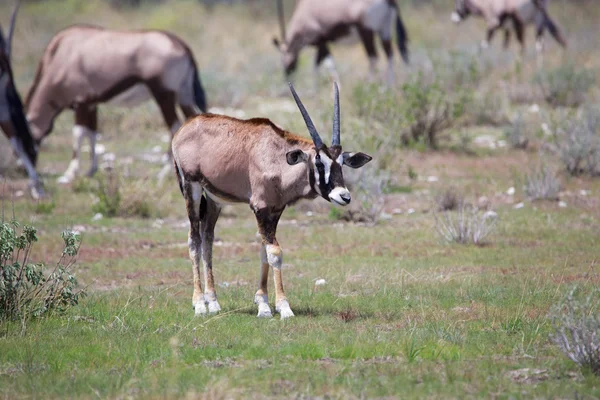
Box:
[185,181,207,315]
[58,106,98,183]
[200,196,222,314]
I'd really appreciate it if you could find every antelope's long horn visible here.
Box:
[332,82,340,146]
[277,0,286,44]
[288,82,323,149]
[7,0,20,59]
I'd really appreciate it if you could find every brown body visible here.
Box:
[26,25,207,182]
[172,84,372,319]
[275,0,409,85]
[452,0,566,53]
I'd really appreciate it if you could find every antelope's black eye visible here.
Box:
[315,154,320,160]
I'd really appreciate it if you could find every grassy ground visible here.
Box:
[1,0,600,398]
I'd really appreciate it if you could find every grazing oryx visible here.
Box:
[25,25,207,183]
[451,0,566,55]
[273,0,409,85]
[172,83,372,319]
[0,2,43,198]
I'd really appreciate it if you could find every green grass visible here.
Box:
[1,0,600,397]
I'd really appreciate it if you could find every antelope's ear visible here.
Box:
[286,149,308,165]
[342,152,372,169]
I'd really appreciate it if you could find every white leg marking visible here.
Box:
[194,302,207,316]
[276,300,294,319]
[58,125,87,183]
[386,56,394,86]
[322,56,341,83]
[87,131,98,177]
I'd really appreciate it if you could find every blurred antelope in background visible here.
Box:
[172,82,372,318]
[273,0,409,85]
[451,0,566,57]
[25,25,207,183]
[0,2,43,198]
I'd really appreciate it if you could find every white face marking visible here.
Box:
[329,186,351,206]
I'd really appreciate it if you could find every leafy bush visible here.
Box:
[535,64,595,107]
[353,73,472,150]
[0,218,84,321]
[524,164,561,201]
[504,114,529,149]
[551,107,600,177]
[551,287,600,375]
[434,204,497,245]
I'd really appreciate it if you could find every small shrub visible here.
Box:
[336,168,388,224]
[552,107,600,177]
[92,170,121,217]
[535,64,595,107]
[434,204,497,245]
[34,200,56,215]
[400,73,472,149]
[504,114,529,149]
[551,287,600,375]
[0,218,84,321]
[524,164,561,201]
[435,187,464,211]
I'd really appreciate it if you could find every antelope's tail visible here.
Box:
[192,66,207,113]
[533,0,567,47]
[389,0,409,64]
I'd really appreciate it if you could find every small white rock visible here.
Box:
[558,201,567,208]
[483,210,498,220]
[306,211,314,217]
[92,213,103,221]
[392,208,403,215]
[380,212,393,220]
[407,208,416,214]
[152,219,164,228]
[579,190,589,196]
[427,176,439,182]
[218,282,230,288]
[95,144,106,155]
[315,279,327,286]
[15,190,24,197]
[513,202,525,209]
[528,104,540,113]
[507,187,516,196]
[103,152,116,162]
[152,145,162,153]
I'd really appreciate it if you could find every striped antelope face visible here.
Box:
[287,83,372,206]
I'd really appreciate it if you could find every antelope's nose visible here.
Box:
[339,193,351,204]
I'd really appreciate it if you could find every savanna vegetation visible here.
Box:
[1,0,599,398]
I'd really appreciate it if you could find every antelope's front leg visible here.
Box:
[57,125,86,183]
[254,245,273,318]
[255,208,294,319]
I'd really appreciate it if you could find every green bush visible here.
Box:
[0,218,84,321]
[535,64,595,107]
[92,170,121,217]
[551,107,600,177]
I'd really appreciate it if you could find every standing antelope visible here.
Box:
[172,83,372,318]
[451,0,566,55]
[25,25,207,183]
[0,2,43,198]
[273,0,409,85]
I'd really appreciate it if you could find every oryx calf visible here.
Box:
[172,83,372,319]
[25,25,207,183]
[451,0,566,55]
[0,2,43,198]
[273,0,409,85]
